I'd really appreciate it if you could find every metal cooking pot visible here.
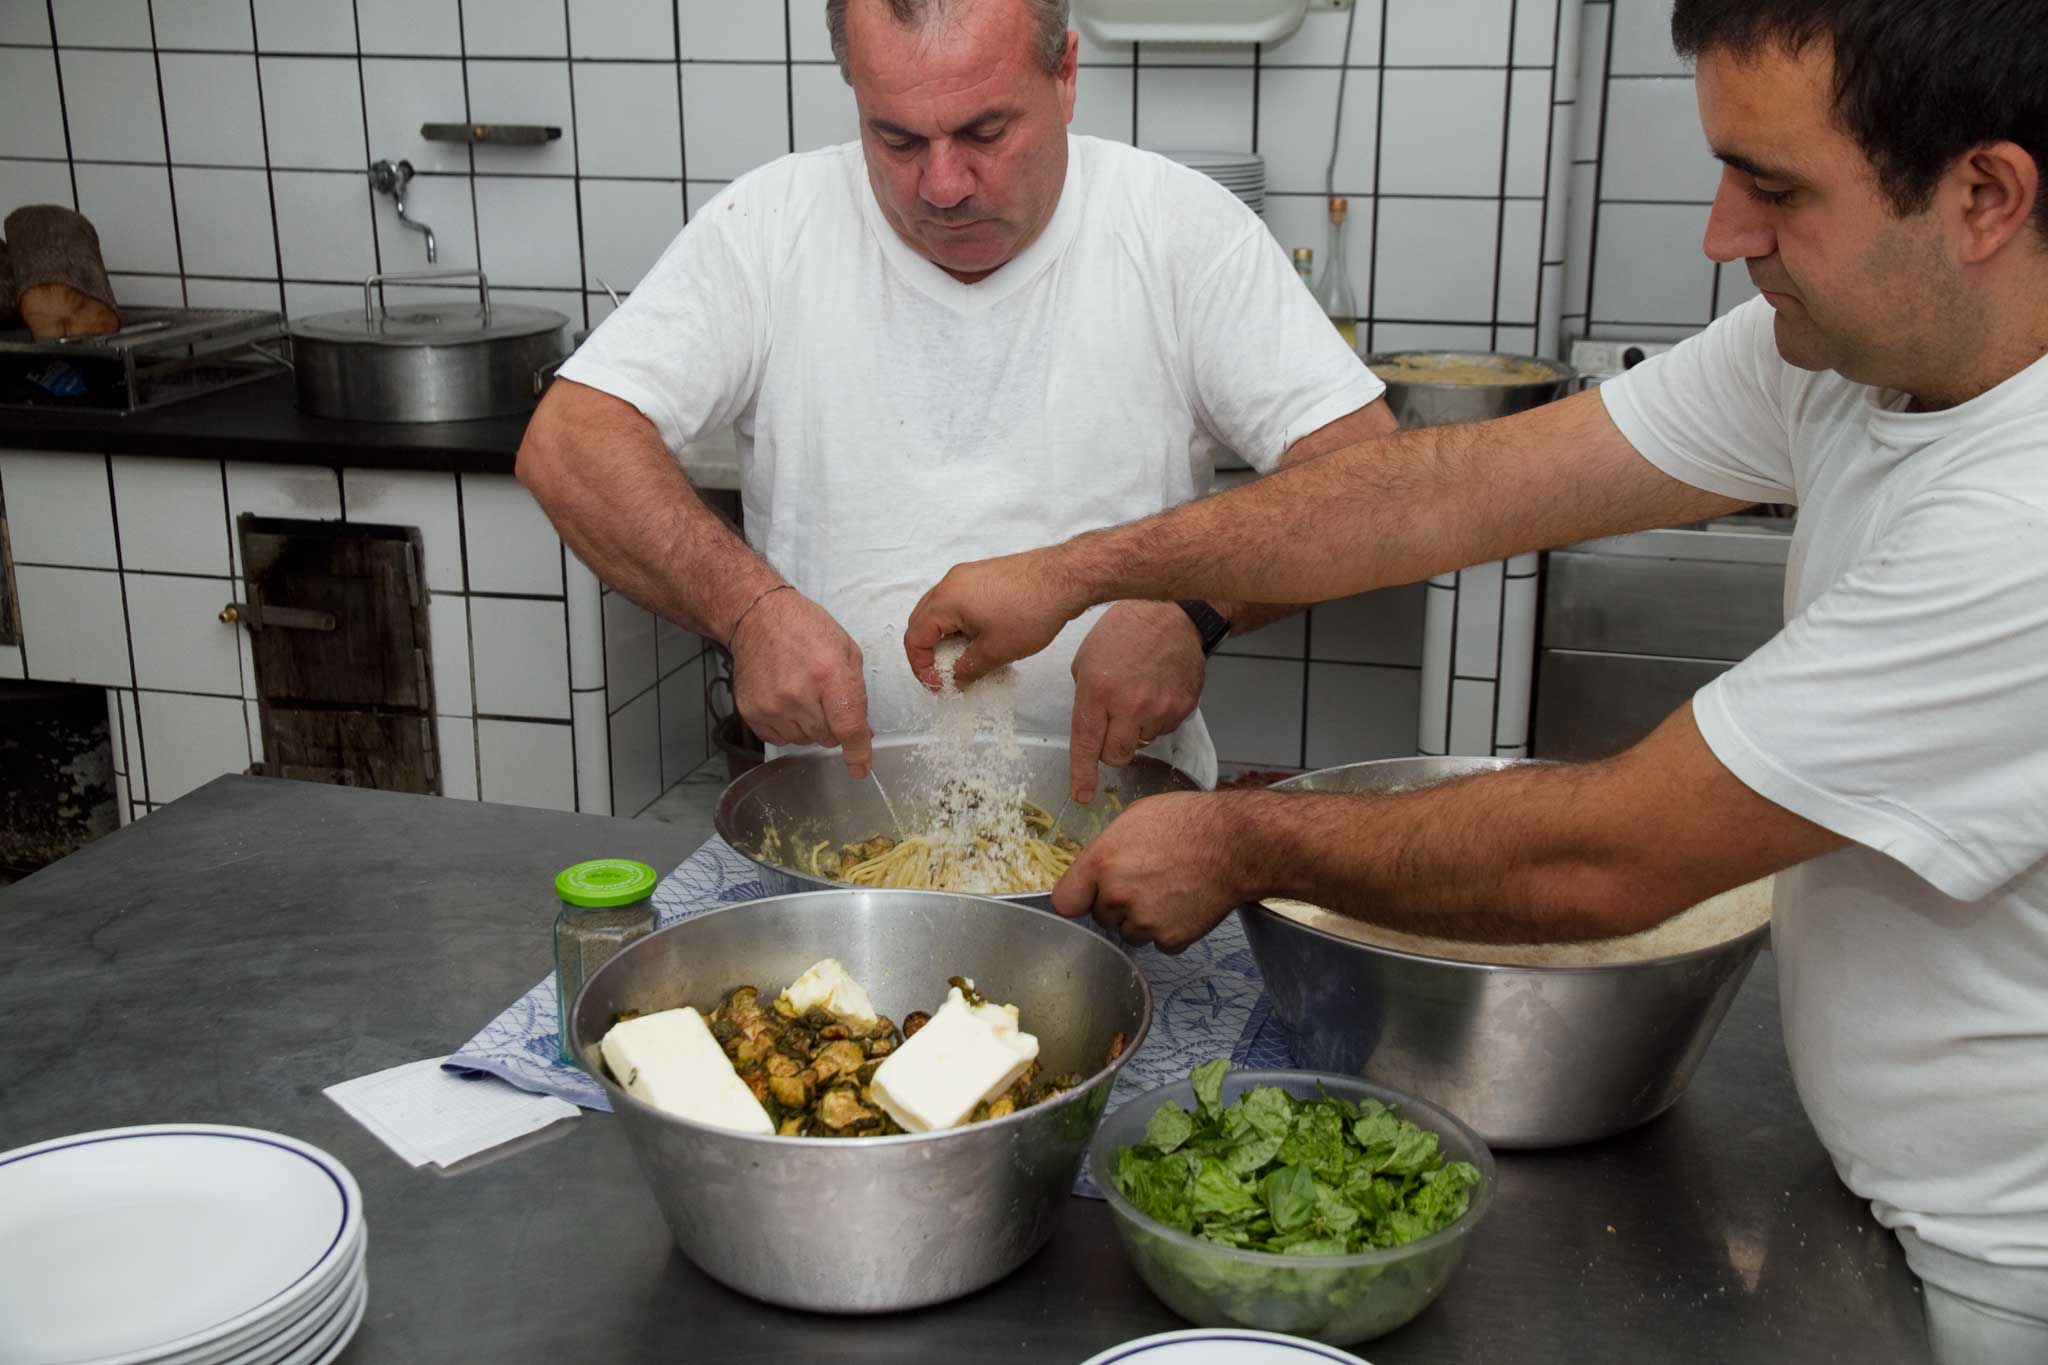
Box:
[714,734,1202,911]
[1238,756,1769,1148]
[289,270,568,422]
[1364,350,1575,428]
[568,889,1152,1313]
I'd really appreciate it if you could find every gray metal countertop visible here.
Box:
[0,777,1930,1363]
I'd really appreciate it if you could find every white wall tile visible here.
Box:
[1503,319,1538,355]
[609,687,661,814]
[564,551,604,688]
[428,593,473,716]
[1261,194,1370,318]
[1452,559,1503,676]
[59,50,166,161]
[437,714,479,798]
[1069,65,1133,145]
[1200,655,1303,768]
[53,0,153,47]
[578,179,682,291]
[172,167,277,277]
[1213,609,1305,660]
[1716,261,1761,316]
[460,474,562,594]
[358,0,461,55]
[0,643,23,679]
[260,58,367,169]
[1372,197,1499,322]
[0,50,69,159]
[788,10,832,62]
[160,53,266,166]
[108,273,187,305]
[1502,67,1550,198]
[1572,1,1609,161]
[571,687,610,813]
[153,0,255,50]
[1256,67,1376,196]
[574,62,683,178]
[252,0,357,52]
[372,173,476,271]
[789,62,856,155]
[476,718,577,810]
[603,588,657,706]
[1261,7,1381,65]
[361,58,470,174]
[466,61,575,174]
[1592,201,1713,323]
[470,596,571,719]
[679,0,786,61]
[1384,0,1511,66]
[684,63,789,179]
[1609,2,1688,76]
[659,652,707,786]
[1447,676,1495,756]
[655,612,700,675]
[15,567,133,685]
[1513,0,1560,66]
[473,175,581,288]
[272,170,376,280]
[1371,320,1494,350]
[1496,574,1537,748]
[1310,586,1425,666]
[224,462,342,575]
[138,690,249,801]
[570,0,673,59]
[1137,42,1252,66]
[1379,69,1505,197]
[1136,67,1253,154]
[0,0,51,43]
[463,0,567,57]
[111,456,229,575]
[73,163,180,274]
[1305,663,1421,768]
[0,450,117,568]
[124,573,241,694]
[1601,76,1714,201]
[343,469,463,591]
[0,157,77,210]
[1497,197,1542,324]
[684,179,727,219]
[282,281,360,317]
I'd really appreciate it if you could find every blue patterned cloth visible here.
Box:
[446,836,1294,1193]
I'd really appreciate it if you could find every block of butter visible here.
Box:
[600,1006,774,1135]
[777,957,878,1027]
[870,982,1039,1133]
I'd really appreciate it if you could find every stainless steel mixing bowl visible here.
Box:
[1238,756,1770,1148]
[568,888,1152,1313]
[713,734,1201,910]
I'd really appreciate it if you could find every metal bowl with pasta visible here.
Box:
[714,734,1202,911]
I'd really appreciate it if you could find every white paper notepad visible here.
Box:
[325,1057,578,1168]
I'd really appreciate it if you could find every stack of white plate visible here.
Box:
[0,1125,367,1365]
[1157,149,1267,216]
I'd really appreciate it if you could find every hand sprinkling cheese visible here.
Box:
[869,978,1040,1133]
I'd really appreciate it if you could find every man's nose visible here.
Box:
[920,140,975,210]
[1703,167,1775,264]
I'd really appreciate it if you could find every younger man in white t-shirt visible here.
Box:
[906,3,2048,1359]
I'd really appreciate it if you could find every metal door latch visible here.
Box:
[220,602,338,632]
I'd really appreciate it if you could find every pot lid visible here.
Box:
[290,300,568,347]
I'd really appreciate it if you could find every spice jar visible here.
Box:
[553,859,658,1064]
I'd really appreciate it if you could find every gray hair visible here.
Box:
[825,0,1070,82]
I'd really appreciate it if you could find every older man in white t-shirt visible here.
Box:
[516,0,1389,796]
[905,3,2048,1360]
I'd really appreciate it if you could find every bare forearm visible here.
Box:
[516,381,779,643]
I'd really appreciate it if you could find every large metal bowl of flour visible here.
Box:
[1238,756,1771,1148]
[714,733,1201,910]
[569,888,1151,1312]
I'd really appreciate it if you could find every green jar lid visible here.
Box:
[555,858,659,907]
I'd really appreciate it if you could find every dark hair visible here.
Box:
[1671,0,2048,234]
[826,0,1070,83]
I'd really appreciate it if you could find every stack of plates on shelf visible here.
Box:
[1156,149,1267,216]
[0,1125,368,1365]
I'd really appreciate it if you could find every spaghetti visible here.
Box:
[760,799,1091,895]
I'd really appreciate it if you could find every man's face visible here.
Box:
[844,0,1078,283]
[1695,43,1960,388]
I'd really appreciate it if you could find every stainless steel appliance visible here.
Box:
[1363,350,1575,427]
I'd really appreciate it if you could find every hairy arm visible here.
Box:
[1057,703,1847,950]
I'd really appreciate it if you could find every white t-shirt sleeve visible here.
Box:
[1178,220,1385,474]
[1694,481,2048,901]
[555,181,771,453]
[1598,297,1799,503]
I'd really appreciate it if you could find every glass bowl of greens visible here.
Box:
[1089,1061,1494,1346]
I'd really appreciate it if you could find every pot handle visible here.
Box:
[361,269,492,324]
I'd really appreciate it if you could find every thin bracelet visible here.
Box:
[727,583,793,649]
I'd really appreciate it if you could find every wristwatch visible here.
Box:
[1178,600,1231,656]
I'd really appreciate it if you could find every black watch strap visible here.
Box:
[1178,600,1231,656]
